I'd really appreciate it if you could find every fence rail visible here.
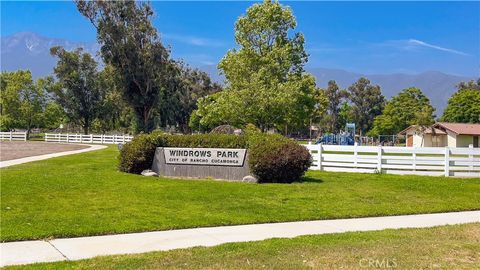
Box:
[45,133,133,144]
[0,132,27,141]
[305,143,480,177]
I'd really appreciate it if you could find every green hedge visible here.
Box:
[119,131,311,183]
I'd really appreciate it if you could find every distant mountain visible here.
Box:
[308,68,476,115]
[1,32,476,114]
[199,66,475,115]
[1,32,99,78]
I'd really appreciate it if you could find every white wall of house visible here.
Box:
[412,133,424,147]
[456,135,474,147]
[410,133,447,147]
[447,131,457,147]
[431,135,447,147]
[402,125,478,148]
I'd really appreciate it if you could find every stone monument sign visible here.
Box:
[152,147,251,181]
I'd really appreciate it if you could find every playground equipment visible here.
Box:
[317,123,356,145]
[378,135,398,146]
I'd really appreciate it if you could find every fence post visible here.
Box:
[354,142,358,168]
[444,147,450,177]
[412,148,417,171]
[468,144,474,172]
[377,145,382,172]
[122,135,125,144]
[9,131,12,141]
[90,134,93,143]
[101,134,104,144]
[317,143,322,171]
[23,132,27,141]
[66,133,69,143]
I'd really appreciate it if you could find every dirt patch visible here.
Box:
[0,142,90,161]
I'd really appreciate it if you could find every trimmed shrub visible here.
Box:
[119,130,311,183]
[118,133,158,174]
[163,133,247,148]
[119,133,246,174]
[248,135,312,183]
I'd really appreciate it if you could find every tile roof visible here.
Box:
[434,122,480,135]
[398,125,447,135]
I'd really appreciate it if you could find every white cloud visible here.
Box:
[407,39,469,56]
[162,33,224,47]
[378,38,470,56]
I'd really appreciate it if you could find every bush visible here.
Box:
[119,130,311,183]
[163,133,247,148]
[119,132,246,174]
[248,135,312,183]
[118,133,158,174]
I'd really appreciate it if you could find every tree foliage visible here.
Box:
[337,102,354,132]
[442,84,480,123]
[347,77,385,135]
[0,70,46,137]
[457,79,480,91]
[76,0,169,132]
[190,0,316,133]
[322,80,347,133]
[310,88,329,127]
[159,62,222,133]
[50,47,104,134]
[370,87,435,136]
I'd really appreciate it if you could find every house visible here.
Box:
[398,122,480,147]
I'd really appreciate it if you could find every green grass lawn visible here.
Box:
[1,146,479,242]
[6,223,480,270]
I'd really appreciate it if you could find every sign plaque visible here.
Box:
[163,147,246,167]
[152,147,251,181]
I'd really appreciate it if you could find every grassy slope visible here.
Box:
[6,223,480,270]
[1,146,479,241]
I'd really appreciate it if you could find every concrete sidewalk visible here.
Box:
[0,144,107,168]
[1,211,479,267]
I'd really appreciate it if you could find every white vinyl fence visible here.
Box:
[45,133,133,144]
[305,143,480,177]
[0,131,27,141]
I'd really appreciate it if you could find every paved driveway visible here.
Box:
[0,141,89,161]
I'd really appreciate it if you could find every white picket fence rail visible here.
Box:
[45,133,133,144]
[305,143,480,177]
[0,132,27,141]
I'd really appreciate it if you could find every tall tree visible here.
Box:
[310,88,328,127]
[347,77,385,135]
[370,88,435,136]
[442,87,480,123]
[1,71,26,131]
[92,65,135,133]
[0,70,45,137]
[337,102,354,131]
[76,0,169,132]
[42,101,66,130]
[50,47,104,134]
[323,80,346,133]
[192,0,316,132]
[457,79,480,91]
[159,62,222,133]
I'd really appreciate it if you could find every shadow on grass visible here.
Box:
[300,175,324,184]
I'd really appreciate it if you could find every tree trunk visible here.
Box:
[83,118,89,135]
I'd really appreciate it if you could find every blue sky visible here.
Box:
[1,1,479,76]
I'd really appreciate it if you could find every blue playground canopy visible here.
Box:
[317,123,356,145]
